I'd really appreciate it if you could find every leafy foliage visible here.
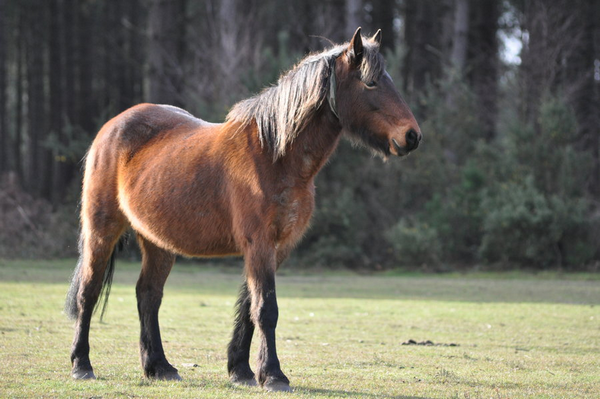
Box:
[1,5,597,270]
[385,218,442,269]
[374,79,597,270]
[479,176,591,267]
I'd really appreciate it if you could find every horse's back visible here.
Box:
[115,103,212,131]
[85,103,221,183]
[100,104,212,156]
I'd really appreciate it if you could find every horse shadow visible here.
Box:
[293,386,432,399]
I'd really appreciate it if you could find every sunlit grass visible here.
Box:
[0,259,598,398]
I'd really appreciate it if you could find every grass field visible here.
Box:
[0,259,598,398]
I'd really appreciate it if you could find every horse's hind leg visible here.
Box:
[136,235,180,380]
[227,281,257,386]
[69,218,126,379]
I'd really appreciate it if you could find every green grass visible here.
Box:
[0,259,598,398]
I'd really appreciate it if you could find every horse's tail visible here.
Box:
[64,234,122,322]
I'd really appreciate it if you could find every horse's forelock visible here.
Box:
[359,42,385,83]
[226,37,384,160]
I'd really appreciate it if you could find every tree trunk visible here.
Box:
[346,0,362,39]
[148,0,185,105]
[567,0,600,194]
[370,0,395,50]
[324,0,346,44]
[77,0,95,135]
[58,0,79,199]
[0,0,7,174]
[49,0,65,203]
[101,2,115,115]
[467,0,498,141]
[63,0,75,123]
[403,0,445,99]
[114,0,127,112]
[127,0,145,106]
[451,0,469,71]
[14,6,24,183]
[118,0,144,111]
[25,0,51,197]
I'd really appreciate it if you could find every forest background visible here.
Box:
[0,0,598,271]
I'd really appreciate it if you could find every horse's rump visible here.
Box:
[84,104,240,257]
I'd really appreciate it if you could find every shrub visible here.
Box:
[478,176,593,268]
[0,175,79,259]
[385,218,442,269]
[298,186,370,268]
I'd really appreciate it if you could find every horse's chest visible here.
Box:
[271,186,314,243]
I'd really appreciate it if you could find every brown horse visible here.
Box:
[64,28,420,392]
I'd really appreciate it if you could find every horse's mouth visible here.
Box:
[391,138,411,156]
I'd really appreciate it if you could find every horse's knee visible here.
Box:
[256,296,278,329]
[247,277,279,330]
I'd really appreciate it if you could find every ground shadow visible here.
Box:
[293,385,432,399]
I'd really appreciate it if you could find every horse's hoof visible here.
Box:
[72,369,96,380]
[229,367,257,386]
[230,376,257,387]
[264,380,292,392]
[155,371,182,381]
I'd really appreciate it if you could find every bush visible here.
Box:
[385,218,442,269]
[478,176,593,268]
[0,175,79,259]
[298,186,370,268]
[419,160,487,262]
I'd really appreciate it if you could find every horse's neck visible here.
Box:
[281,110,342,182]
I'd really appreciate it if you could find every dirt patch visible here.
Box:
[401,339,459,347]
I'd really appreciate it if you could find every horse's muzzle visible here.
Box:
[392,129,421,156]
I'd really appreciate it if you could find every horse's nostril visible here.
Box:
[406,129,419,150]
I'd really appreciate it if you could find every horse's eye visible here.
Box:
[365,80,377,88]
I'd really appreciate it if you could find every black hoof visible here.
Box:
[72,367,96,380]
[232,378,258,387]
[154,371,182,381]
[229,365,256,387]
[145,362,181,381]
[230,375,257,387]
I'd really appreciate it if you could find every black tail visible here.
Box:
[97,249,117,322]
[64,255,84,320]
[64,236,121,322]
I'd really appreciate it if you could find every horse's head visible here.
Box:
[331,28,421,158]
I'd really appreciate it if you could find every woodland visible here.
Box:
[0,0,598,270]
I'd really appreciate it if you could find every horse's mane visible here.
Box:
[226,38,384,160]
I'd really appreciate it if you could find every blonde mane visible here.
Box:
[226,39,383,160]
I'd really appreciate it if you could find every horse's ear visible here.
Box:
[348,27,363,66]
[372,29,382,46]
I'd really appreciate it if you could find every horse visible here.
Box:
[64,27,421,392]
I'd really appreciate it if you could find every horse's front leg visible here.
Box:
[245,245,291,392]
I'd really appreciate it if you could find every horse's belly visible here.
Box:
[118,175,239,257]
[122,200,239,257]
